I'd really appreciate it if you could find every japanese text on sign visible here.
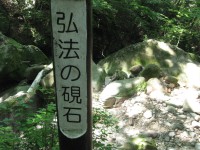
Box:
[51,0,87,139]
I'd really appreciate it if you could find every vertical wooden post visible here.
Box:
[51,0,92,149]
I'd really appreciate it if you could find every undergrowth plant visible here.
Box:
[0,102,59,150]
[0,92,119,150]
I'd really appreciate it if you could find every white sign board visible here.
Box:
[51,0,88,139]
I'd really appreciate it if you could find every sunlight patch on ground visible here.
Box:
[157,42,176,56]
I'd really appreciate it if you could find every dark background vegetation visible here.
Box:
[0,0,199,63]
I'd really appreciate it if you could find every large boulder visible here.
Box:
[0,32,49,87]
[98,39,200,88]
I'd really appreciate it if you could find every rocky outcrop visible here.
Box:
[98,39,200,88]
[0,32,49,87]
[94,40,200,149]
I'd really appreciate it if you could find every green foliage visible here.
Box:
[93,0,200,62]
[0,86,119,149]
[20,103,58,150]
[0,0,51,54]
[0,126,20,150]
[0,102,59,150]
[37,86,55,103]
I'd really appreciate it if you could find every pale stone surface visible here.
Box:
[191,121,200,128]
[178,63,200,88]
[143,110,153,119]
[183,98,200,114]
[169,131,176,137]
[99,77,145,104]
[146,78,165,94]
[167,97,185,108]
[195,143,200,150]
[126,103,146,118]
[40,70,54,88]
[92,61,106,92]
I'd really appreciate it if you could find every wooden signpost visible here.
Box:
[51,0,92,149]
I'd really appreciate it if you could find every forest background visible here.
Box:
[0,0,200,62]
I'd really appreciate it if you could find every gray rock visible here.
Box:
[143,110,153,119]
[164,136,170,142]
[172,121,184,130]
[191,121,200,128]
[146,78,165,93]
[98,39,200,88]
[99,77,146,106]
[126,102,146,117]
[168,131,176,137]
[167,106,177,114]
[181,146,195,150]
[183,98,200,115]
[178,63,200,88]
[190,113,200,121]
[129,64,143,77]
[178,114,187,119]
[146,78,167,101]
[166,97,185,108]
[195,143,200,150]
[0,32,49,84]
[92,61,106,92]
[103,97,116,109]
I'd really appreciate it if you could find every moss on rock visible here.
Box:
[0,32,49,84]
[140,64,162,80]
